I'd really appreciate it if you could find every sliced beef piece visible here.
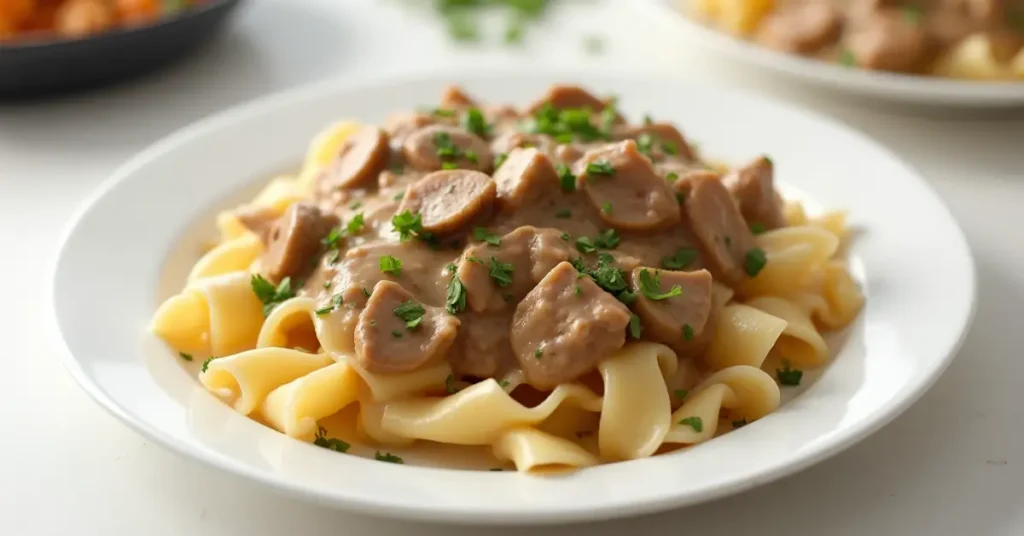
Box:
[525,84,624,123]
[613,122,696,162]
[510,262,631,390]
[402,125,493,172]
[492,147,561,211]
[721,156,786,230]
[685,173,760,287]
[234,205,281,242]
[672,169,720,204]
[575,140,682,232]
[845,10,931,73]
[448,312,517,378]
[457,226,575,313]
[262,203,339,283]
[754,4,842,55]
[630,268,714,356]
[491,132,557,159]
[397,170,497,236]
[354,281,460,374]
[316,125,391,192]
[384,112,441,146]
[439,84,478,109]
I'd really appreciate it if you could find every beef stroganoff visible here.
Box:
[151,84,864,472]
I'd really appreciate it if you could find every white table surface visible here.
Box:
[2,1,1023,534]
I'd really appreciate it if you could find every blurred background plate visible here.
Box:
[638,0,1024,108]
[0,0,243,98]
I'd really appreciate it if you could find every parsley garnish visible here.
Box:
[662,248,698,270]
[446,276,467,314]
[445,374,460,394]
[628,314,642,339]
[473,227,501,246]
[250,274,296,317]
[463,107,490,137]
[321,226,342,250]
[391,210,434,243]
[574,284,582,296]
[593,229,620,249]
[665,171,679,182]
[362,287,372,298]
[601,201,613,214]
[394,300,426,330]
[901,5,922,24]
[429,108,456,118]
[379,255,403,276]
[750,222,766,235]
[346,213,365,235]
[560,232,571,241]
[524,103,609,143]
[744,248,768,277]
[732,419,748,428]
[585,160,615,176]
[488,256,514,287]
[576,236,597,254]
[349,201,363,210]
[441,162,459,170]
[674,389,688,400]
[534,347,543,358]
[494,152,509,169]
[314,426,350,453]
[636,133,654,156]
[315,294,344,316]
[637,269,683,301]
[375,451,404,464]
[498,379,510,387]
[679,416,703,432]
[616,290,637,305]
[777,362,803,386]
[179,352,193,362]
[556,164,576,192]
[393,191,405,202]
[682,324,695,341]
[838,48,856,67]
[555,208,572,219]
[201,357,213,373]
[392,330,404,338]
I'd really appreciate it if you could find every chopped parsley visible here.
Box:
[494,152,509,170]
[674,389,688,400]
[488,256,515,287]
[601,201,613,214]
[391,210,434,243]
[679,416,703,432]
[665,172,679,182]
[467,256,485,264]
[750,222,766,235]
[463,107,490,137]
[616,290,637,305]
[585,160,615,176]
[346,213,365,235]
[556,163,577,192]
[575,236,597,254]
[380,255,403,276]
[523,103,609,143]
[593,228,620,249]
[676,192,685,204]
[375,452,404,464]
[391,330,404,338]
[555,208,572,219]
[324,249,340,265]
[574,284,582,296]
[201,357,213,373]
[473,227,502,246]
[838,48,856,67]
[901,5,922,24]
[661,248,698,270]
[321,226,342,250]
[628,314,642,339]
[446,276,467,314]
[744,247,768,277]
[636,133,655,156]
[429,107,457,118]
[250,274,296,317]
[393,191,405,202]
[560,232,571,241]
[441,162,459,170]
[498,379,511,388]
[315,294,344,316]
[394,300,426,330]
[445,374,460,394]
[313,426,350,453]
[732,419,748,428]
[661,140,679,155]
[349,201,363,210]
[362,287,372,298]
[534,347,543,358]
[777,362,803,386]
[637,269,683,301]
[178,352,193,362]
[682,324,695,341]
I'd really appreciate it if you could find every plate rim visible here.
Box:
[48,68,979,524]
[636,0,1024,106]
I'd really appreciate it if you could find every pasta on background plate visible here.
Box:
[152,84,864,473]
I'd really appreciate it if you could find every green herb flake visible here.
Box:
[380,255,403,276]
[178,352,193,362]
[575,236,597,254]
[498,379,511,388]
[555,208,572,219]
[616,290,638,305]
[661,248,698,270]
[346,213,365,235]
[679,416,703,432]
[674,389,688,400]
[574,284,582,296]
[201,357,213,373]
[534,347,543,359]
[601,201,613,214]
[585,160,615,176]
[487,256,515,287]
[682,324,695,341]
[744,247,768,277]
[394,300,426,330]
[445,374,459,394]
[636,133,654,156]
[665,172,679,182]
[391,210,423,241]
[494,152,509,169]
[560,232,571,241]
[392,330,404,338]
[638,269,683,301]
[315,294,344,316]
[593,228,620,249]
[750,222,766,235]
[556,164,577,192]
[463,107,490,137]
[628,314,643,339]
[349,201,363,210]
[393,191,405,202]
[446,276,467,315]
[250,274,297,317]
[375,451,404,464]
[901,5,922,24]
[838,48,856,67]
[321,226,342,249]
[362,287,372,298]
[732,419,748,428]
[313,426,350,453]
[473,227,502,246]
[777,362,803,386]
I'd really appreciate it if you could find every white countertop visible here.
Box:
[2,1,1023,534]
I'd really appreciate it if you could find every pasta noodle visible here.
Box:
[150,85,864,473]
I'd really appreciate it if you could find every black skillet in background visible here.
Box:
[0,0,244,98]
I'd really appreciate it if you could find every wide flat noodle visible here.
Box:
[746,296,828,368]
[742,225,839,297]
[597,342,676,461]
[704,303,787,370]
[201,347,332,415]
[493,427,599,472]
[151,271,263,357]
[664,365,779,445]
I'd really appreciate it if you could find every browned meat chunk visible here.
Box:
[316,125,391,191]
[457,226,574,313]
[613,122,697,162]
[493,148,560,211]
[576,140,682,232]
[440,84,478,109]
[384,112,442,146]
[630,268,713,356]
[235,205,281,242]
[673,169,720,203]
[846,10,931,73]
[721,156,786,230]
[685,174,759,287]
[525,85,623,123]
[755,4,842,54]
[510,262,631,390]
[402,125,493,172]
[262,203,339,283]
[397,170,497,236]
[354,281,460,374]
[448,313,516,378]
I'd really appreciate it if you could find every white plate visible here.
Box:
[638,0,1024,107]
[50,69,976,524]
